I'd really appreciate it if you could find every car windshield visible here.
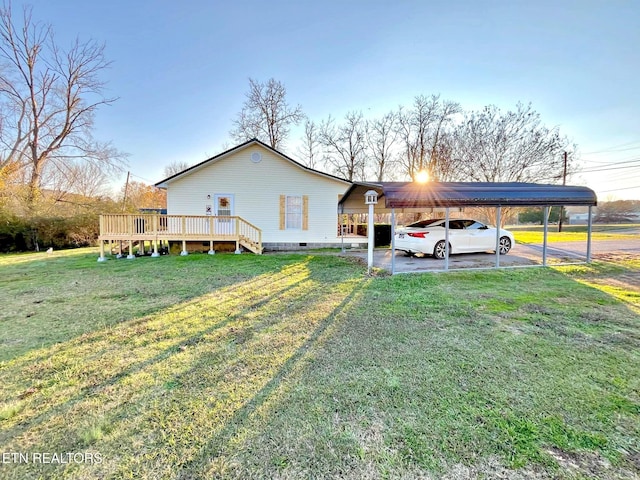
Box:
[407,219,443,228]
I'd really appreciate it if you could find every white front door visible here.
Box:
[213,194,235,235]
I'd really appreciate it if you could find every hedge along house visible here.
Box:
[339,181,598,273]
[97,139,358,260]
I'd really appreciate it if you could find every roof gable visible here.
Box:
[155,138,350,188]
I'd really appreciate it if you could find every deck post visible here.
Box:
[208,217,215,254]
[97,240,107,262]
[97,216,107,262]
[234,217,241,254]
[139,240,145,255]
[180,216,188,255]
[151,216,160,257]
[127,239,135,259]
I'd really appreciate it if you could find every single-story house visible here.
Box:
[153,138,359,252]
[97,139,596,262]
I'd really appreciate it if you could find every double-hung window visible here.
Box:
[286,195,303,229]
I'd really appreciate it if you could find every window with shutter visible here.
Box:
[279,195,308,230]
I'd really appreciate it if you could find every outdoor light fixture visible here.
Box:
[365,190,378,205]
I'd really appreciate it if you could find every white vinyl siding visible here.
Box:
[166,144,349,243]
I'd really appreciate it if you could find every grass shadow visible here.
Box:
[0,253,367,479]
[0,251,308,361]
[1,252,639,479]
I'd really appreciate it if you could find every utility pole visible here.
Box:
[558,152,568,232]
[118,171,130,257]
[121,171,130,212]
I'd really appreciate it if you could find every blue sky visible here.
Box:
[18,0,640,200]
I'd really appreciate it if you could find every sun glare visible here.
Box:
[415,170,430,183]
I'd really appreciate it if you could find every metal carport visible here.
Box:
[338,182,598,274]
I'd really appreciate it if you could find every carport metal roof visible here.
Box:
[339,181,597,214]
[338,181,598,274]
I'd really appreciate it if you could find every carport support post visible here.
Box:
[444,207,450,271]
[495,206,502,268]
[367,201,374,273]
[543,206,549,266]
[586,205,593,263]
[391,208,396,275]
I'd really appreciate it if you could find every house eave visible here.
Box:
[155,138,352,188]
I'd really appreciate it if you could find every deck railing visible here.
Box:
[98,214,262,254]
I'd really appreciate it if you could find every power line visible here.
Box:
[580,154,640,164]
[598,185,640,193]
[600,167,640,182]
[581,140,640,155]
[128,172,159,184]
[574,162,640,174]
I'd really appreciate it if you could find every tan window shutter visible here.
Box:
[279,195,286,230]
[302,195,309,230]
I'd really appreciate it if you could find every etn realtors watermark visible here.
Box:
[1,451,102,464]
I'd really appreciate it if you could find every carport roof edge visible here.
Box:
[339,181,597,211]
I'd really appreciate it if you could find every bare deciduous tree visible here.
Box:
[397,95,460,181]
[163,160,192,178]
[230,78,304,149]
[453,103,570,183]
[319,111,368,181]
[297,119,322,169]
[0,4,125,211]
[366,111,398,181]
[43,160,110,204]
[453,102,572,225]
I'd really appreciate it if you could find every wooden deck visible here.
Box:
[98,214,262,259]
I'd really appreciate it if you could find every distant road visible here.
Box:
[520,236,640,259]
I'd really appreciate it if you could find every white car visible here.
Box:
[395,218,514,259]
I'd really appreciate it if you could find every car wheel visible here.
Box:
[405,251,415,257]
[498,236,512,255]
[433,240,449,259]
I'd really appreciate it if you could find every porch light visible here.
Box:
[364,190,378,205]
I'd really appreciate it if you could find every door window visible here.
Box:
[216,196,232,216]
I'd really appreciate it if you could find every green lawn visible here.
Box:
[0,249,639,479]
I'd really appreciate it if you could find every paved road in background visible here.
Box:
[345,235,640,273]
[522,237,640,259]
